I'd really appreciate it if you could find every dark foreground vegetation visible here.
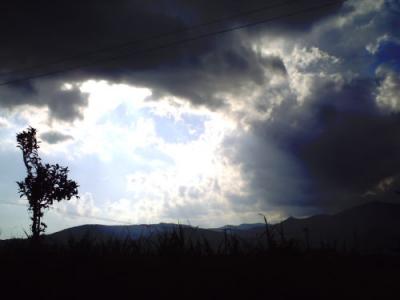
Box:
[1,226,400,300]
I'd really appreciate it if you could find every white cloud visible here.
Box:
[53,192,100,219]
[316,0,384,30]
[375,66,400,112]
[366,34,400,54]
[117,114,253,227]
[290,46,340,72]
[0,117,10,128]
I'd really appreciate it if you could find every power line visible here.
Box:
[0,201,133,225]
[49,206,134,225]
[0,0,345,87]
[0,0,296,79]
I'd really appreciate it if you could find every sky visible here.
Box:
[0,0,400,238]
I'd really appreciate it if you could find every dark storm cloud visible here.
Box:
[210,0,400,214]
[0,81,88,121]
[0,0,343,119]
[134,43,287,108]
[241,74,400,212]
[294,80,400,203]
[46,86,88,122]
[40,131,73,144]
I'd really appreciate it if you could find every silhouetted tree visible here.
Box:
[16,126,79,241]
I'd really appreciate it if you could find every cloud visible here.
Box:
[375,66,400,112]
[208,0,400,215]
[0,0,344,122]
[68,0,400,216]
[138,47,287,110]
[237,68,400,212]
[0,80,88,122]
[40,130,73,144]
[53,192,100,219]
[1,0,399,229]
[366,34,400,54]
[0,117,10,128]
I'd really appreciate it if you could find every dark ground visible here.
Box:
[1,240,400,300]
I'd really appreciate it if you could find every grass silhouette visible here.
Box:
[1,223,400,299]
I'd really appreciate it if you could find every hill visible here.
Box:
[235,201,400,253]
[43,201,400,254]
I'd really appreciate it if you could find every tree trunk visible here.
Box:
[31,204,40,242]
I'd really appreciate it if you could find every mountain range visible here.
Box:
[44,201,400,254]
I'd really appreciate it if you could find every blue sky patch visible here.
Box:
[153,113,207,143]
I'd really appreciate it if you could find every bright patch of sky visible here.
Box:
[0,80,254,237]
[1,0,399,238]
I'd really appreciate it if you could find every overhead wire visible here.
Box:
[0,0,346,87]
[0,0,296,79]
[0,201,133,225]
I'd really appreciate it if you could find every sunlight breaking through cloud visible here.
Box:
[1,0,399,238]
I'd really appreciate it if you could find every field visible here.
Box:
[1,228,400,299]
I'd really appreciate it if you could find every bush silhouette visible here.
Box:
[16,126,79,241]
